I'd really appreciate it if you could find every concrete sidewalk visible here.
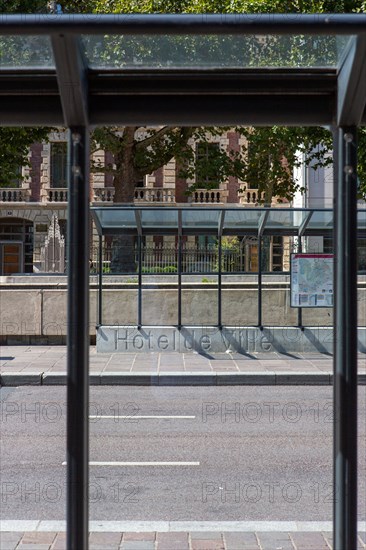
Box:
[0,346,365,386]
[1,528,366,549]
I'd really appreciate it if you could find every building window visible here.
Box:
[0,218,33,274]
[195,142,220,187]
[50,142,67,188]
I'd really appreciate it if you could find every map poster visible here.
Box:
[290,253,334,308]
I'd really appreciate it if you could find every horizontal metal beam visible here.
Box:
[1,14,366,35]
[89,94,335,127]
[0,96,63,125]
[0,70,337,97]
[89,71,337,96]
[0,93,336,127]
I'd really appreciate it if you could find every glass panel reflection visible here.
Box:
[307,210,333,229]
[266,209,306,230]
[140,209,177,228]
[83,34,352,70]
[223,209,262,231]
[181,209,220,229]
[357,210,366,229]
[94,207,136,229]
[0,36,54,68]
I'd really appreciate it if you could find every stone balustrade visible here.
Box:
[43,188,68,203]
[189,189,228,204]
[239,189,287,207]
[0,188,31,202]
[93,187,114,202]
[93,187,176,204]
[134,187,176,203]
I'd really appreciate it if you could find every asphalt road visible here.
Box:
[1,386,365,522]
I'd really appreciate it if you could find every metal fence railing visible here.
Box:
[90,240,294,274]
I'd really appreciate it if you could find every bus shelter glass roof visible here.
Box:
[91,206,366,237]
[81,34,352,70]
[0,31,353,70]
[1,14,366,127]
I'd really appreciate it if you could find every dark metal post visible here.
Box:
[297,237,303,329]
[66,128,90,550]
[98,235,102,326]
[258,236,262,329]
[178,235,182,329]
[333,127,358,550]
[138,235,142,329]
[218,235,222,329]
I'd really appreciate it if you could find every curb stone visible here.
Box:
[1,372,366,386]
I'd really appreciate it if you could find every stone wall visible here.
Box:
[1,281,365,344]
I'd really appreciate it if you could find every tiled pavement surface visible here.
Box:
[0,346,365,385]
[1,345,366,374]
[1,531,366,550]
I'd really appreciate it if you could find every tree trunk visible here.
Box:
[110,128,140,273]
[263,178,274,207]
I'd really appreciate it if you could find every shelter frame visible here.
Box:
[0,13,365,550]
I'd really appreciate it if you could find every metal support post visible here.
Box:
[138,235,142,329]
[178,235,182,329]
[98,235,102,326]
[297,237,303,330]
[333,127,358,550]
[66,127,90,550]
[258,236,263,329]
[218,235,222,329]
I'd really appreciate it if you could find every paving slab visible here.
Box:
[1,529,366,550]
[1,346,366,386]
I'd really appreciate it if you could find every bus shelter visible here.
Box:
[92,205,366,330]
[1,13,366,550]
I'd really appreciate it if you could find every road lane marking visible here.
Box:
[62,461,199,466]
[89,415,196,420]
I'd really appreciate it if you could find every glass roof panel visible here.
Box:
[358,210,366,229]
[181,209,221,230]
[91,207,366,235]
[93,207,136,230]
[266,209,308,231]
[307,210,333,230]
[82,34,352,70]
[0,36,54,68]
[223,209,263,231]
[140,209,177,228]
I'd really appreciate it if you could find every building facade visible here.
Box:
[0,130,290,276]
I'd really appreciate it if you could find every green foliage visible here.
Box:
[94,0,365,13]
[0,0,96,12]
[0,1,47,12]
[237,126,333,203]
[0,128,50,186]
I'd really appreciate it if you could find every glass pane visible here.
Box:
[307,210,333,230]
[181,209,220,230]
[266,209,307,231]
[0,36,54,68]
[94,208,137,230]
[223,209,262,231]
[83,34,352,70]
[140,209,177,229]
[358,210,366,230]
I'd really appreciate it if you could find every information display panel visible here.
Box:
[291,253,333,307]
